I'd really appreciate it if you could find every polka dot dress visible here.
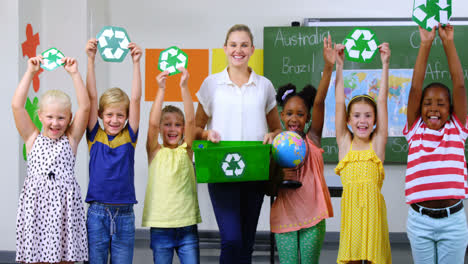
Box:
[335,143,391,264]
[16,134,88,263]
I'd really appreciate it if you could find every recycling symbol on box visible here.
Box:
[41,47,64,71]
[413,0,451,31]
[343,28,379,63]
[221,153,246,177]
[96,26,131,62]
[158,46,188,76]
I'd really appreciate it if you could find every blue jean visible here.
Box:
[407,202,468,264]
[208,182,265,264]
[150,225,200,264]
[87,202,135,264]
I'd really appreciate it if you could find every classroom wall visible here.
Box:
[1,0,20,251]
[2,0,468,251]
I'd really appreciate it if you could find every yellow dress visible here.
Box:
[142,143,201,228]
[335,142,391,264]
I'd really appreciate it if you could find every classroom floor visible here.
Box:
[131,239,444,264]
[2,238,467,263]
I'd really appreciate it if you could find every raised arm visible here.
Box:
[146,71,168,163]
[12,57,42,149]
[407,26,436,127]
[65,57,90,154]
[373,43,390,161]
[439,24,467,125]
[334,44,350,149]
[127,43,142,131]
[179,68,195,151]
[308,35,335,146]
[85,38,99,130]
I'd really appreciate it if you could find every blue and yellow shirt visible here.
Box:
[86,121,138,204]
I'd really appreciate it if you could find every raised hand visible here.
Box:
[129,43,142,63]
[63,57,78,74]
[438,23,454,43]
[156,70,169,89]
[323,35,336,66]
[419,25,436,46]
[86,38,98,59]
[335,44,345,66]
[27,56,43,74]
[178,67,189,89]
[378,42,391,65]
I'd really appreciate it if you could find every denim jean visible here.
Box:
[407,202,468,264]
[208,181,265,264]
[87,202,135,264]
[150,225,200,264]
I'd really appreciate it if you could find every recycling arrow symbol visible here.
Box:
[412,0,452,31]
[41,47,65,71]
[221,153,246,177]
[96,26,131,62]
[343,28,379,63]
[158,46,188,76]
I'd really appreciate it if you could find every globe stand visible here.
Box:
[280,180,302,189]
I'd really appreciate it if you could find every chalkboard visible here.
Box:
[264,21,468,163]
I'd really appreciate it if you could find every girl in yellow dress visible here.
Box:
[142,68,202,263]
[334,43,392,264]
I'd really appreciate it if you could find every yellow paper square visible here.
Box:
[211,48,263,75]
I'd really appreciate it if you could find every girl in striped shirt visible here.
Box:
[404,24,468,264]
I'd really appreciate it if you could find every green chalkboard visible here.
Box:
[264,23,468,163]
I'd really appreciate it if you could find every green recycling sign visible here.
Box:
[96,26,131,62]
[343,28,379,63]
[221,153,246,177]
[41,47,64,71]
[158,46,188,76]
[412,0,451,31]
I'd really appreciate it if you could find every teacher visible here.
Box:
[195,24,282,263]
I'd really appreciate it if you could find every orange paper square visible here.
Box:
[145,49,209,102]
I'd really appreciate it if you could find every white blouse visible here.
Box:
[196,68,277,141]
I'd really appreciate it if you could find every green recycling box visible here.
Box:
[193,140,271,183]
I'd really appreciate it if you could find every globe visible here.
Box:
[272,131,307,168]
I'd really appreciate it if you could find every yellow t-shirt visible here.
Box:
[142,143,201,227]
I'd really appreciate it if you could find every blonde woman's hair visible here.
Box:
[39,90,71,112]
[224,24,254,46]
[98,87,130,115]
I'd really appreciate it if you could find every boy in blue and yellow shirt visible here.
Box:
[84,38,142,264]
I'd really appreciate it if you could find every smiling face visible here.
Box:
[160,112,185,148]
[100,103,127,136]
[224,30,254,68]
[421,85,451,130]
[281,96,309,134]
[38,102,72,139]
[347,102,376,140]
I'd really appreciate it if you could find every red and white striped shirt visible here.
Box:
[403,114,468,204]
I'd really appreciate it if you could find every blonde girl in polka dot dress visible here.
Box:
[334,43,392,264]
[12,56,89,263]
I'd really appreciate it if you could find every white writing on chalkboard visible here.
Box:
[425,61,468,80]
[322,144,338,155]
[391,138,409,153]
[274,28,330,47]
[282,55,315,74]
